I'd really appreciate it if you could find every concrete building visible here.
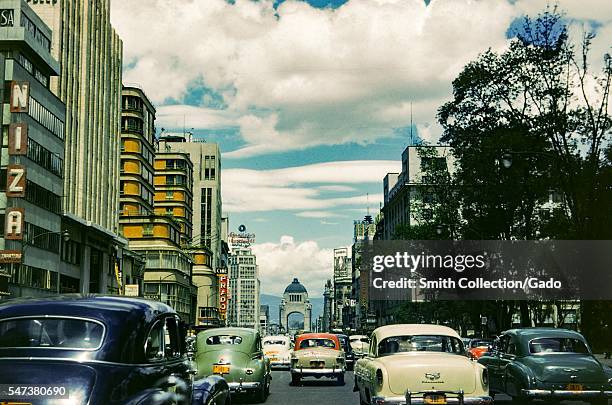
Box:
[279,278,312,334]
[322,279,333,332]
[351,215,377,331]
[259,304,269,335]
[227,246,260,329]
[332,247,352,330]
[0,0,65,298]
[27,0,125,295]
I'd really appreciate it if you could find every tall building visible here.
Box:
[332,247,352,330]
[259,304,269,335]
[351,215,376,331]
[0,0,65,298]
[157,132,224,322]
[227,246,260,329]
[26,0,124,295]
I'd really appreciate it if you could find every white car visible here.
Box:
[263,335,292,369]
[354,324,492,404]
[349,334,370,357]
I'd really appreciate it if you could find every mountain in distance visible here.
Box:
[260,293,324,326]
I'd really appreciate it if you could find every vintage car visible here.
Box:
[262,335,292,369]
[350,335,370,358]
[336,334,357,371]
[291,333,346,385]
[354,324,492,404]
[466,338,494,360]
[478,328,612,404]
[195,327,271,402]
[0,294,230,405]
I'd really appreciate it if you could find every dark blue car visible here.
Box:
[0,294,231,405]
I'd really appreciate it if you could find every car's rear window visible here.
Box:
[299,338,336,349]
[470,339,493,348]
[378,335,464,355]
[263,339,287,346]
[206,335,243,345]
[0,317,104,350]
[529,337,589,354]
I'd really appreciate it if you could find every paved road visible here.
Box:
[234,371,608,405]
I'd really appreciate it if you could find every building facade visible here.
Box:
[332,247,352,330]
[227,246,260,329]
[0,0,64,298]
[279,278,312,334]
[26,0,125,296]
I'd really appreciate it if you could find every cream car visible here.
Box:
[354,324,492,404]
[350,335,370,357]
[263,335,292,369]
[290,333,345,386]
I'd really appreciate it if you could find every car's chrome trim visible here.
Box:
[522,389,612,398]
[371,396,492,404]
[0,356,188,368]
[291,367,344,375]
[0,315,106,351]
[227,381,261,392]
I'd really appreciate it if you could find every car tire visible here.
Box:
[253,381,267,403]
[291,373,301,386]
[337,374,345,386]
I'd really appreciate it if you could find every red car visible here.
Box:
[467,338,494,360]
[290,333,346,385]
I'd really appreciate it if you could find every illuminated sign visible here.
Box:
[228,232,256,248]
[6,165,26,198]
[4,208,24,240]
[218,274,228,319]
[10,81,29,112]
[8,123,27,155]
[0,9,14,26]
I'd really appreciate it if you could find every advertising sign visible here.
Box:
[10,81,29,113]
[0,250,22,263]
[8,123,28,155]
[218,274,228,319]
[4,208,24,240]
[124,284,139,297]
[6,165,26,198]
[0,9,14,27]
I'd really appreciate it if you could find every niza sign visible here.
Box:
[0,9,14,26]
[26,0,58,4]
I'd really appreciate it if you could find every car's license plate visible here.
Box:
[424,394,447,404]
[567,383,583,391]
[270,358,278,362]
[213,364,230,375]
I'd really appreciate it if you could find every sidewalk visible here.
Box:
[594,353,612,368]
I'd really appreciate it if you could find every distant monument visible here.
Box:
[279,278,312,333]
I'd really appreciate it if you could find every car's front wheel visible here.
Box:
[291,373,301,386]
[337,373,345,386]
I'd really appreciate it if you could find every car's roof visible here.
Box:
[297,333,338,339]
[263,335,290,340]
[373,324,461,341]
[0,294,175,319]
[201,327,259,337]
[504,328,586,340]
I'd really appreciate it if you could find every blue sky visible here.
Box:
[112,0,612,296]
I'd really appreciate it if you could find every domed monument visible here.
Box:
[279,278,312,333]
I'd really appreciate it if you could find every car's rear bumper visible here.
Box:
[270,361,290,369]
[291,367,344,377]
[227,381,261,393]
[522,389,612,399]
[371,390,493,405]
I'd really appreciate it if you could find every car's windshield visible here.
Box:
[351,337,369,343]
[378,335,464,355]
[470,339,493,348]
[299,338,336,349]
[263,339,288,346]
[529,337,590,354]
[206,335,243,345]
[0,317,104,349]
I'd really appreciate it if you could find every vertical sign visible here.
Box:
[0,9,14,27]
[218,274,228,319]
[5,208,25,240]
[8,123,28,155]
[6,165,26,197]
[10,81,29,112]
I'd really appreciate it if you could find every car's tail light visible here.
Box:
[376,369,383,386]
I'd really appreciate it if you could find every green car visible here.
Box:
[195,327,272,402]
[479,328,612,404]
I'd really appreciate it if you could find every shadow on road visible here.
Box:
[290,379,344,387]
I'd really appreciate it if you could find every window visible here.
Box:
[143,224,154,237]
[28,98,64,140]
[164,317,181,359]
[0,317,104,350]
[25,180,62,213]
[377,335,464,356]
[206,335,243,345]
[166,191,174,200]
[299,338,336,349]
[145,321,164,361]
[529,338,589,354]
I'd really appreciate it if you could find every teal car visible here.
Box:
[195,327,271,402]
[478,328,612,404]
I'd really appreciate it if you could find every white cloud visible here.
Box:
[296,211,345,219]
[221,160,397,213]
[111,0,612,157]
[318,185,357,192]
[251,236,333,296]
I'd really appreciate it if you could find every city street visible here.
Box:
[235,371,610,405]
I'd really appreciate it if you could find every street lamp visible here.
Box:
[18,229,70,293]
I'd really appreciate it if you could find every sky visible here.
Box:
[111,0,612,297]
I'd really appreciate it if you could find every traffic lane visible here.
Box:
[234,370,359,404]
[493,393,609,404]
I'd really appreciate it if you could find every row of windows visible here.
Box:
[9,264,58,291]
[143,250,189,272]
[29,97,65,140]
[16,53,49,88]
[123,95,144,112]
[27,136,63,177]
[24,222,60,253]
[21,13,51,52]
[61,239,81,265]
[25,179,62,214]
[164,174,189,186]
[122,116,143,133]
[203,155,216,180]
